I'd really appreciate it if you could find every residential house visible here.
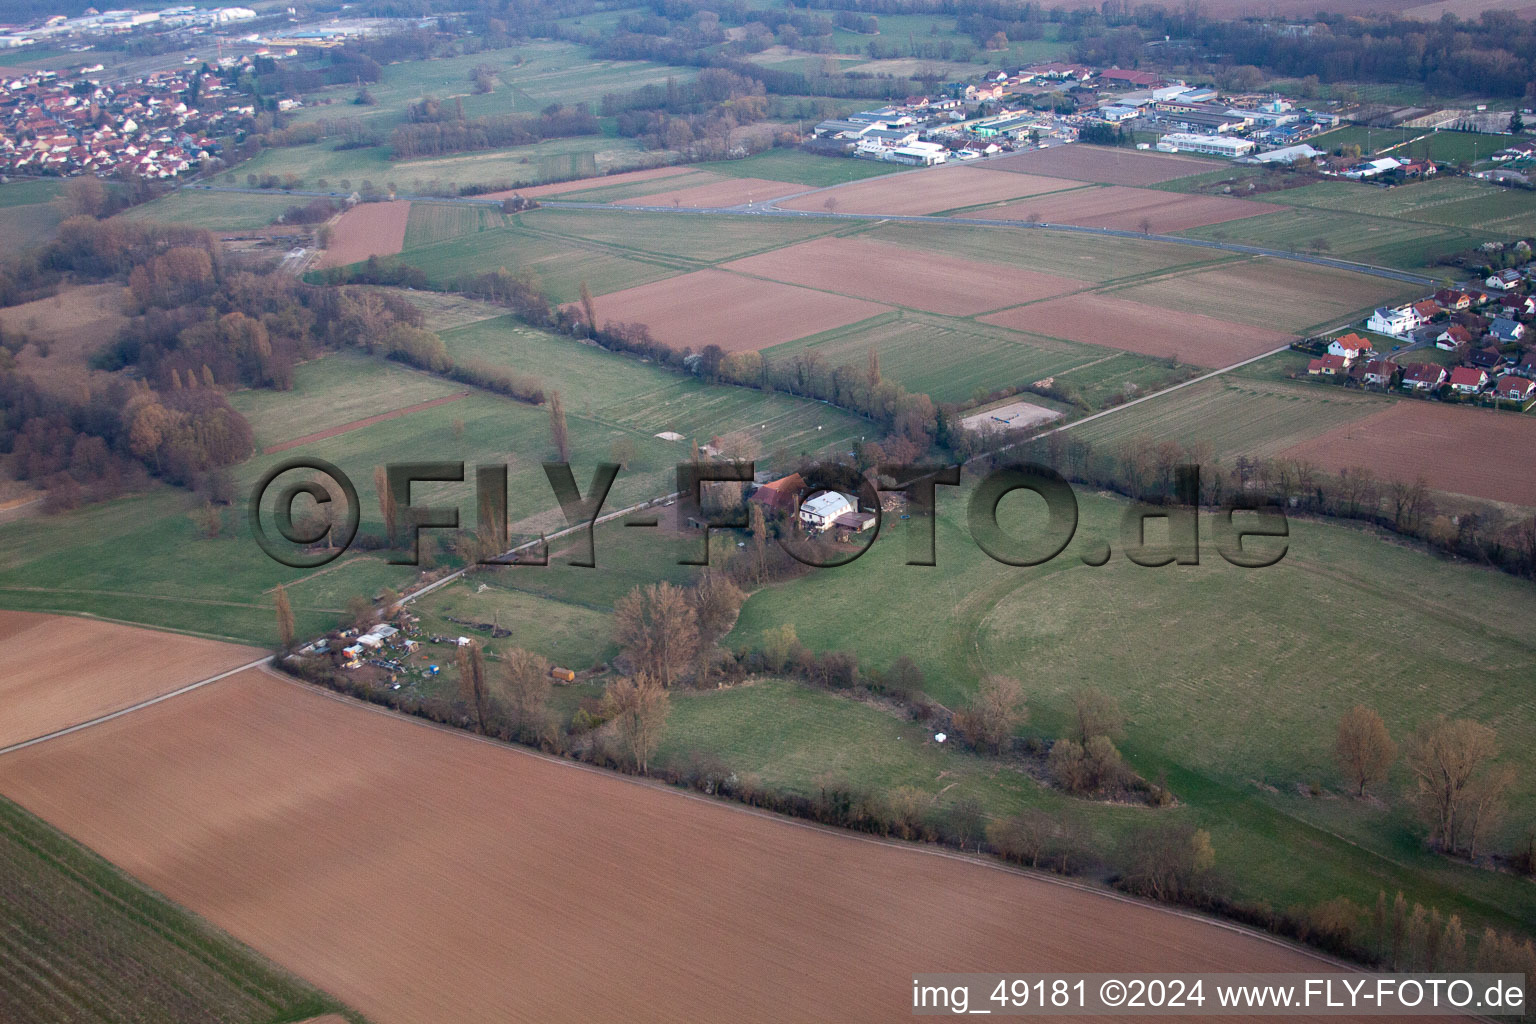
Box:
[799,491,857,533]
[1493,376,1536,404]
[1360,358,1399,387]
[1434,289,1471,311]
[749,473,805,513]
[1327,333,1373,361]
[1469,346,1506,369]
[1366,306,1416,337]
[1436,325,1473,350]
[1489,318,1526,344]
[1485,268,1523,291]
[1307,354,1349,376]
[1410,299,1441,323]
[1497,294,1536,316]
[1448,366,1490,394]
[1401,363,1448,391]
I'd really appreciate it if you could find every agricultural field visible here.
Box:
[286,41,697,131]
[0,610,260,749]
[0,793,350,1024]
[776,164,1083,215]
[578,268,891,351]
[317,199,411,268]
[1109,257,1420,334]
[120,188,302,231]
[1179,207,1481,276]
[401,202,509,248]
[0,178,65,242]
[765,311,1112,405]
[1281,400,1536,506]
[983,184,1279,233]
[1270,176,1536,238]
[722,234,1088,315]
[987,145,1219,185]
[981,291,1295,367]
[1065,375,1391,459]
[0,662,1352,1024]
[694,147,907,187]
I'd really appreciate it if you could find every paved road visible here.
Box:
[180,181,1442,287]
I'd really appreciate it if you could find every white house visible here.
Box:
[1327,333,1373,361]
[1366,306,1416,337]
[799,491,856,533]
[1486,268,1523,291]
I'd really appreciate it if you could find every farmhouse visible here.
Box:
[1437,325,1473,350]
[1401,363,1448,391]
[799,491,856,533]
[1367,306,1416,337]
[1448,366,1490,394]
[1327,333,1373,361]
[749,473,805,514]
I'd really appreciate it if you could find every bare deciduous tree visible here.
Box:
[1335,704,1397,797]
[1404,716,1502,856]
[954,674,1027,754]
[455,639,490,733]
[603,674,670,774]
[495,646,551,739]
[614,582,699,687]
[273,583,295,651]
[1069,687,1125,745]
[548,389,569,462]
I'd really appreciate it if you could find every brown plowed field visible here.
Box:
[987,186,1276,233]
[1281,401,1536,506]
[777,165,1080,215]
[586,269,890,351]
[616,176,805,208]
[482,165,693,200]
[987,146,1216,185]
[1113,259,1408,333]
[0,611,259,749]
[0,667,1376,1024]
[982,292,1293,367]
[317,201,411,269]
[723,235,1087,315]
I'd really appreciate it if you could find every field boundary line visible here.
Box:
[0,655,271,758]
[253,662,1397,981]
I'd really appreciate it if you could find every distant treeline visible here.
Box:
[389,104,599,159]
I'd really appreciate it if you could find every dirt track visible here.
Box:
[317,201,412,269]
[1281,400,1536,506]
[723,235,1087,315]
[0,611,260,749]
[0,666,1426,1024]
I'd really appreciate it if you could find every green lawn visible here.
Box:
[0,796,354,1024]
[0,179,64,242]
[1180,208,1477,277]
[694,148,906,187]
[119,189,302,231]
